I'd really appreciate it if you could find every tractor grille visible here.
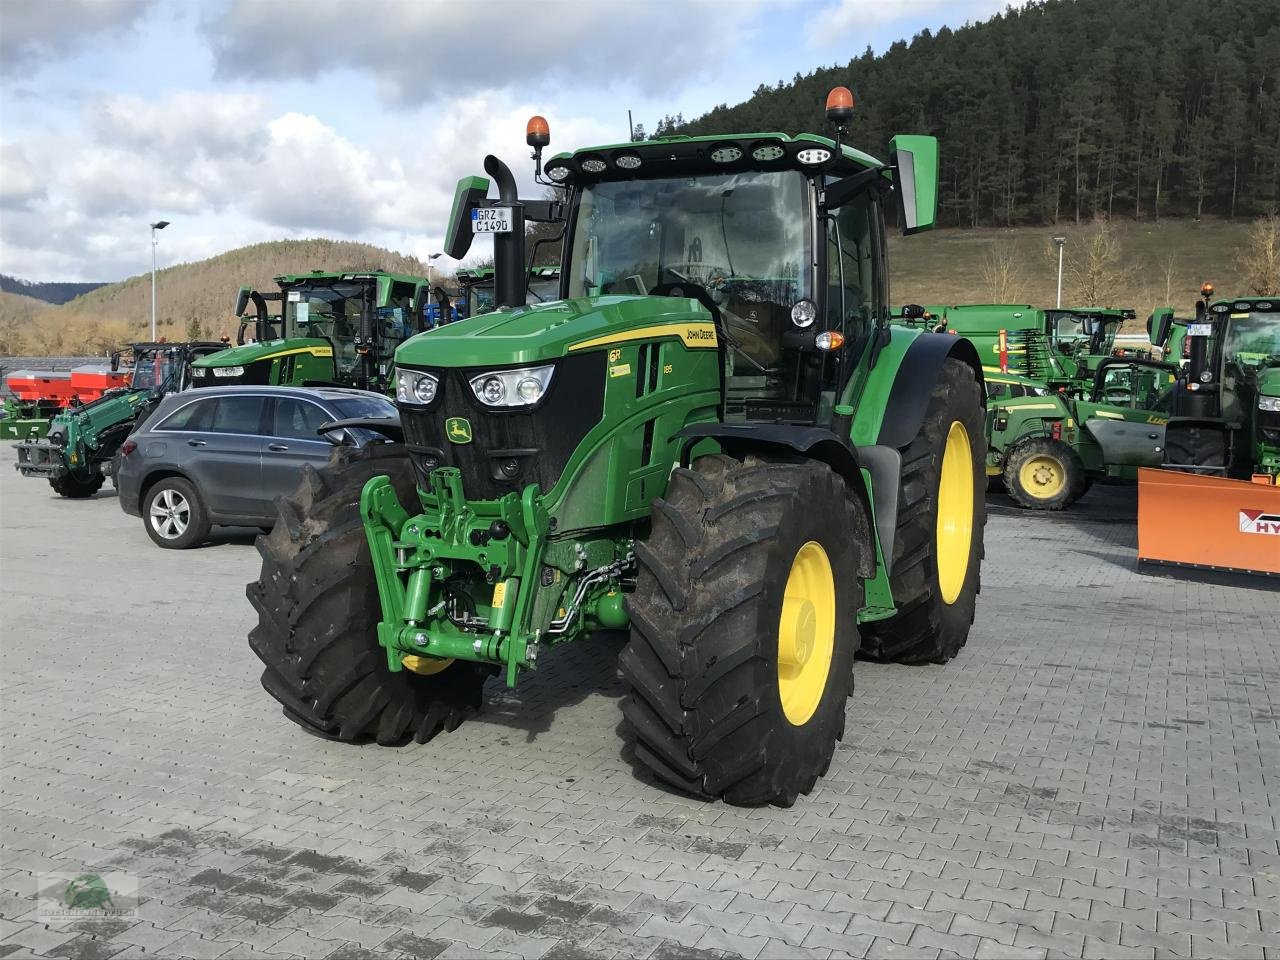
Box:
[399,352,606,500]
[1259,408,1280,444]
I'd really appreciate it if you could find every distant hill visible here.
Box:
[0,275,107,305]
[0,238,441,356]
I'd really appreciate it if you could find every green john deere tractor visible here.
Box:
[247,95,988,806]
[15,341,226,498]
[191,271,438,393]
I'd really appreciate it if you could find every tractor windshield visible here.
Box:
[1222,313,1280,369]
[283,281,368,375]
[567,171,812,369]
[1219,312,1280,421]
[1052,312,1117,357]
[130,350,181,390]
[527,277,560,303]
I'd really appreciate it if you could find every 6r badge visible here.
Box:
[445,417,473,444]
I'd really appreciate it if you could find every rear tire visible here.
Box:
[50,471,105,499]
[860,358,985,665]
[247,443,491,746]
[620,455,869,807]
[142,476,211,549]
[1002,437,1087,510]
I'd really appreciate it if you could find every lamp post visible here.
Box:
[1052,235,1067,309]
[149,220,170,341]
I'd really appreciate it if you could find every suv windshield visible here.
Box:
[567,171,812,365]
[130,350,181,390]
[284,281,369,374]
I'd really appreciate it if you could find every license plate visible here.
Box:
[472,207,512,233]
[1187,322,1213,337]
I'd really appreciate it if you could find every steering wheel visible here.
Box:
[648,282,723,327]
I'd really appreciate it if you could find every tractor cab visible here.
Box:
[543,129,929,427]
[1159,285,1280,479]
[1045,307,1134,375]
[193,271,433,392]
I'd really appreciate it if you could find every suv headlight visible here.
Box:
[1259,396,1280,413]
[212,365,243,378]
[397,370,439,405]
[469,365,554,407]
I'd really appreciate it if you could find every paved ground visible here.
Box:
[1,465,1277,960]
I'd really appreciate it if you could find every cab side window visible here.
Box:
[825,191,882,342]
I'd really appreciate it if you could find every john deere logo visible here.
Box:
[63,874,112,910]
[445,417,472,444]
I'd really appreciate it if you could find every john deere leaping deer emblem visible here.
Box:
[445,417,472,444]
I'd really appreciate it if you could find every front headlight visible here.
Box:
[212,366,244,378]
[192,367,208,378]
[469,365,554,407]
[397,370,439,405]
[1259,396,1280,413]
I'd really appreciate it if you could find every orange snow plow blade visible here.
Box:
[1137,467,1280,576]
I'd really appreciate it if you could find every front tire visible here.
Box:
[1002,437,1087,510]
[142,476,210,549]
[50,471,104,499]
[247,444,491,745]
[860,358,985,664]
[620,455,869,807]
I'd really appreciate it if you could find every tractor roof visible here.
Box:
[1209,296,1279,313]
[545,132,885,184]
[273,270,430,285]
[1048,307,1137,321]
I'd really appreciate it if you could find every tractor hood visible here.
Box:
[1258,364,1280,400]
[192,338,334,367]
[395,295,714,369]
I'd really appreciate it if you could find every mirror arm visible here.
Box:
[822,167,884,211]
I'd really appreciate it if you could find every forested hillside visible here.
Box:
[658,0,1280,227]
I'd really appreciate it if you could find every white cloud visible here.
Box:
[0,88,614,280]
[807,0,1027,46]
[202,0,766,106]
[0,0,157,74]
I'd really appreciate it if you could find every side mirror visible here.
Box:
[234,286,250,318]
[889,134,938,235]
[444,175,491,260]
[1149,308,1174,350]
[110,351,121,372]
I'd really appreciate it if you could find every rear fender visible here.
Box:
[849,328,984,450]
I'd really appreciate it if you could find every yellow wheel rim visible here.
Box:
[1017,454,1065,500]
[777,541,836,727]
[401,655,454,676]
[936,421,975,606]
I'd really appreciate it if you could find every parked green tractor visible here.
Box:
[15,341,225,498]
[248,96,988,806]
[190,271,437,393]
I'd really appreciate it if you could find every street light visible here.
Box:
[150,220,170,341]
[1052,236,1067,309]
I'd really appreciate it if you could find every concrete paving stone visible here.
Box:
[4,478,1278,959]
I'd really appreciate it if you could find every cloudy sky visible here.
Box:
[0,0,1015,283]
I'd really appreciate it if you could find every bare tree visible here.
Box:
[980,240,1024,302]
[1066,218,1130,305]
[1239,215,1280,295]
